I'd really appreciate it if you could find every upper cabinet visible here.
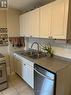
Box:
[51,0,68,39]
[20,14,25,36]
[40,0,68,39]
[20,0,70,41]
[20,8,39,37]
[40,3,52,38]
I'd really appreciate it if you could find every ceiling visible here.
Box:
[8,0,38,11]
[8,0,55,12]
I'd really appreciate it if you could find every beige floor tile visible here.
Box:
[2,87,17,95]
[1,74,34,95]
[0,92,3,95]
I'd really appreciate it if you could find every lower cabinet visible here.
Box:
[14,54,34,89]
[23,59,34,88]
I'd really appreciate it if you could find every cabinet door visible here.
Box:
[14,55,24,78]
[14,58,22,77]
[24,64,34,88]
[51,0,67,39]
[31,8,39,37]
[23,59,34,88]
[20,14,25,36]
[24,12,31,37]
[40,4,52,38]
[20,8,39,37]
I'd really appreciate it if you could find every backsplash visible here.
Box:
[0,28,8,46]
[25,37,71,59]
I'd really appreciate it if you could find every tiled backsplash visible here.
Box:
[25,37,71,59]
[0,28,8,46]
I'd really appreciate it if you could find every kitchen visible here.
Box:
[0,0,71,95]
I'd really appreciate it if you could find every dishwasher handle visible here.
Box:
[34,69,54,81]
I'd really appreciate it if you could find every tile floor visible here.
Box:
[0,74,35,95]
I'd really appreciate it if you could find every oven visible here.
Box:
[0,63,7,84]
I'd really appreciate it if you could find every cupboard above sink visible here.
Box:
[20,0,71,43]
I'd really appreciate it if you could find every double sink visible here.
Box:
[19,49,46,59]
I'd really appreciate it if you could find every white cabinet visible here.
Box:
[30,8,39,37]
[14,54,34,88]
[51,0,67,39]
[23,58,34,88]
[40,0,68,39]
[14,54,24,78]
[20,14,25,36]
[40,3,52,38]
[20,8,39,37]
[20,0,68,39]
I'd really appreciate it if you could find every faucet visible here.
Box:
[31,42,40,52]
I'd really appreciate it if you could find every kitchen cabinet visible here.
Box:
[23,58,34,88]
[40,3,52,38]
[20,8,39,37]
[20,14,25,36]
[14,54,24,77]
[40,0,68,39]
[14,53,34,88]
[20,0,71,42]
[51,0,68,39]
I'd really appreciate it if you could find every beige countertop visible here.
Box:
[14,51,71,73]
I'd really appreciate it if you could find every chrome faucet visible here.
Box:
[31,42,40,52]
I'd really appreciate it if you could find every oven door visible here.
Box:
[0,64,7,83]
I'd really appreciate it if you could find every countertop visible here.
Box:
[14,51,71,73]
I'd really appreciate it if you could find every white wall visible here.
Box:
[0,10,7,27]
[53,47,71,59]
[7,8,22,37]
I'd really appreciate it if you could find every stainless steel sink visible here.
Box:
[19,49,46,59]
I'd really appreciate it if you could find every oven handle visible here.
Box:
[34,69,54,81]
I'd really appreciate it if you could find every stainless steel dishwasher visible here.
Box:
[34,64,56,95]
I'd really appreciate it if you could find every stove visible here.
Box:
[0,53,8,91]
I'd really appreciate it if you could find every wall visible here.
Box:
[0,10,10,74]
[25,37,71,59]
[7,9,23,74]
[0,9,22,75]
[7,8,22,37]
[0,9,7,27]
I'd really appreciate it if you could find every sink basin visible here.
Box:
[19,49,46,59]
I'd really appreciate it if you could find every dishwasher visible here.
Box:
[34,64,56,95]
